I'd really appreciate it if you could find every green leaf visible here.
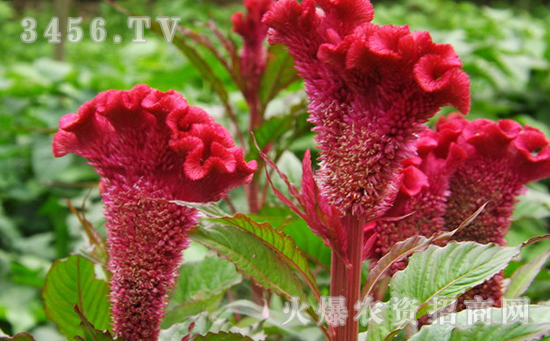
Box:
[390,242,520,306]
[144,19,235,118]
[74,305,116,341]
[506,248,550,298]
[363,300,423,341]
[163,295,223,329]
[206,213,320,300]
[170,36,232,109]
[159,312,244,341]
[248,115,292,161]
[279,214,331,269]
[362,235,432,298]
[189,222,308,304]
[248,99,310,162]
[42,255,111,340]
[412,321,550,341]
[530,305,550,324]
[365,302,396,341]
[259,45,300,107]
[409,305,550,341]
[173,257,241,302]
[162,257,242,328]
[192,332,255,341]
[0,333,37,341]
[450,322,550,340]
[513,187,550,221]
[362,204,489,298]
[253,205,331,269]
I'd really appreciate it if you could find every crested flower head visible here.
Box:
[440,114,550,309]
[53,84,256,341]
[439,113,550,245]
[54,84,256,203]
[264,0,470,219]
[373,113,550,305]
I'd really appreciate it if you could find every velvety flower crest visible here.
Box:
[53,84,256,341]
[439,113,550,246]
[264,0,470,219]
[54,84,256,203]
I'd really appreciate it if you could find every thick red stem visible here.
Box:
[330,214,364,341]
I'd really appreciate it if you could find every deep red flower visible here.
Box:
[372,113,550,305]
[438,113,550,246]
[232,0,274,87]
[372,129,467,266]
[264,0,470,219]
[53,84,256,341]
[438,113,550,308]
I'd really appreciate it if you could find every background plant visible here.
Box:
[1,0,550,340]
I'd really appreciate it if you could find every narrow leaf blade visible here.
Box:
[362,235,432,298]
[505,249,550,298]
[259,45,300,106]
[248,115,292,161]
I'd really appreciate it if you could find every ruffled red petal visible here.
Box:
[53,84,256,203]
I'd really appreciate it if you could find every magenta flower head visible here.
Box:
[438,113,550,246]
[376,113,550,305]
[437,114,550,307]
[373,128,467,266]
[53,84,256,341]
[264,0,470,219]
[232,0,274,84]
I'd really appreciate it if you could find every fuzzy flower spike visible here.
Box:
[232,0,274,85]
[264,0,470,220]
[439,114,550,306]
[53,84,256,341]
[265,2,469,339]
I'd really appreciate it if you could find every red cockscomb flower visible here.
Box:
[53,84,256,341]
[264,0,470,220]
[438,113,550,306]
[439,114,550,245]
[372,127,467,269]
[372,113,550,306]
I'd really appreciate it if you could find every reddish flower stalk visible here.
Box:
[232,0,274,130]
[264,1,469,339]
[232,0,274,88]
[53,84,256,341]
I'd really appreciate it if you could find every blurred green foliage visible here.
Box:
[1,0,549,339]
